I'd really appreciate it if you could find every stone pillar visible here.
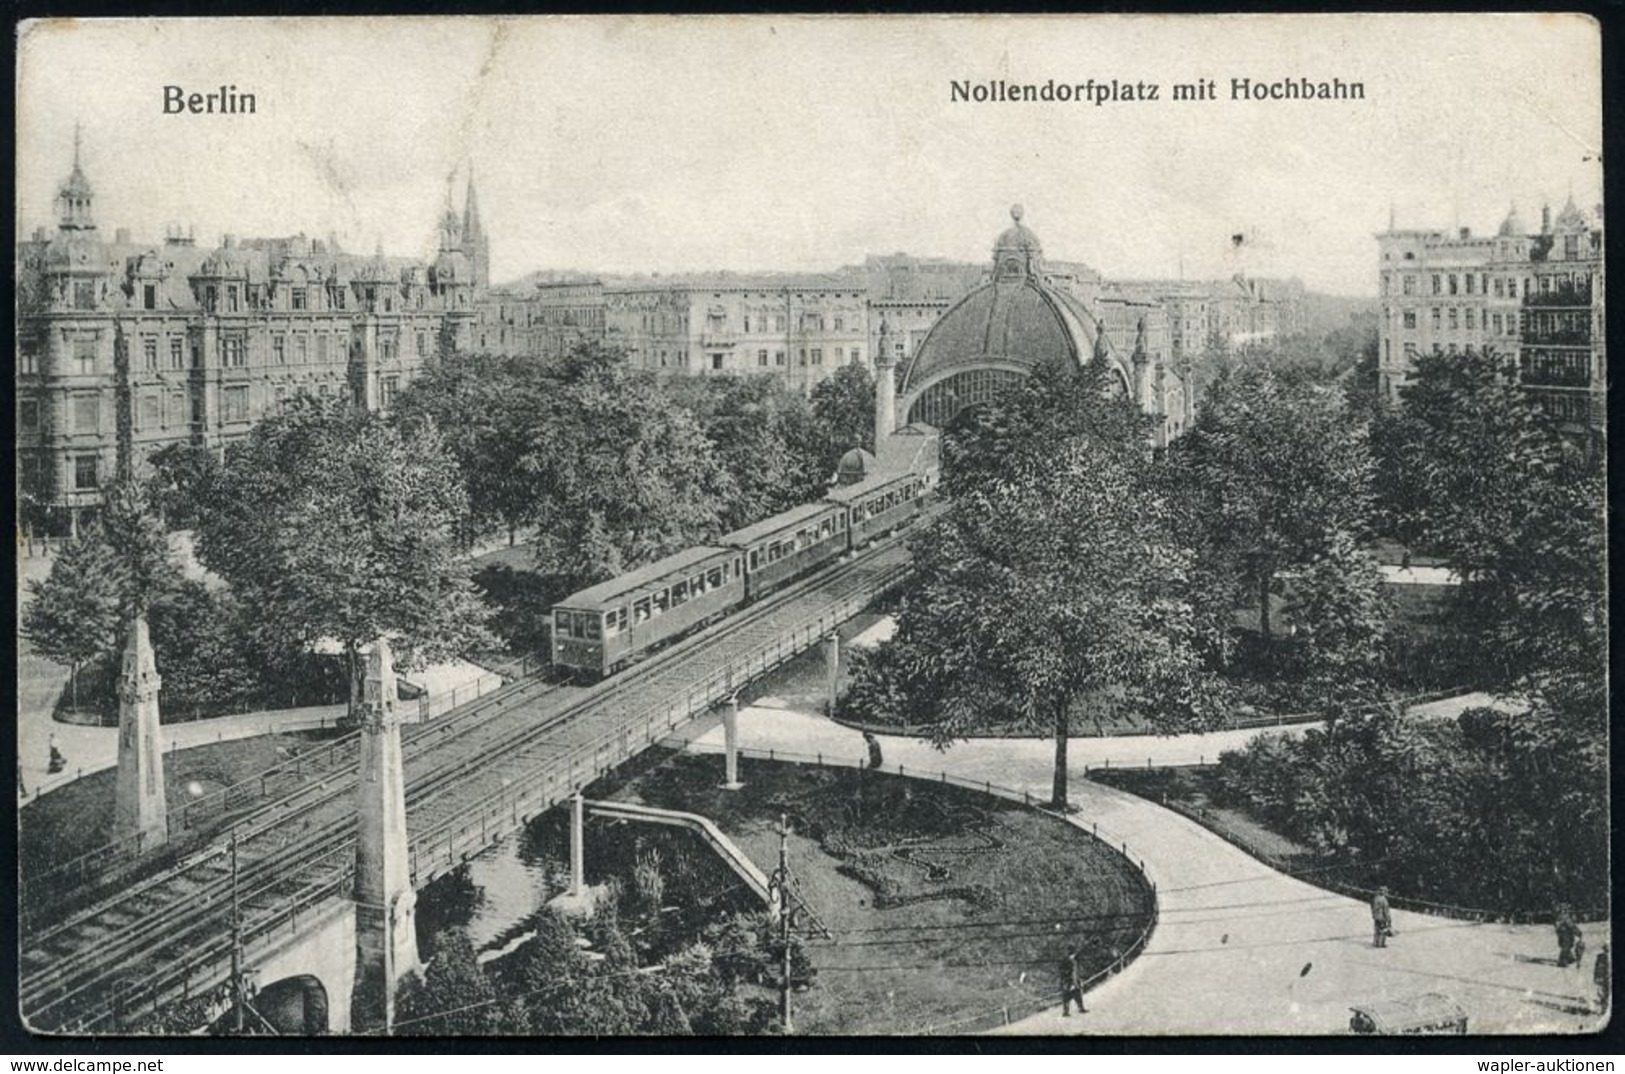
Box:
[113,616,166,852]
[721,697,743,790]
[351,639,419,1036]
[822,633,840,718]
[569,791,585,896]
[874,322,897,447]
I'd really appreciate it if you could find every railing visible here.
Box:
[406,558,909,884]
[676,741,1162,1037]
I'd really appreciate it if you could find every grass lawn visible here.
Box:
[611,751,1154,1035]
[1092,765,1316,866]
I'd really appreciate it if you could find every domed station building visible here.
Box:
[884,206,1191,446]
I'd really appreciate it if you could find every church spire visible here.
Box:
[462,163,482,241]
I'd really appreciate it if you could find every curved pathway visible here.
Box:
[683,703,1608,1036]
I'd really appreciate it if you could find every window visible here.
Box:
[633,597,652,624]
[1465,308,1475,330]
[143,284,157,310]
[1432,274,1442,295]
[1494,278,1504,298]
[758,349,769,367]
[775,351,785,366]
[1492,313,1502,334]
[74,282,96,310]
[142,337,158,370]
[317,335,330,363]
[1448,308,1458,330]
[291,288,307,311]
[140,394,160,430]
[812,348,823,365]
[849,346,861,364]
[1402,275,1416,296]
[170,390,185,424]
[73,337,97,373]
[671,579,690,607]
[707,566,724,588]
[72,395,99,433]
[332,287,345,310]
[1465,274,1475,296]
[711,354,724,371]
[834,315,845,331]
[380,375,399,409]
[1402,310,1417,330]
[296,335,309,364]
[226,286,240,313]
[417,332,428,357]
[191,341,202,369]
[1448,274,1458,295]
[651,590,670,616]
[1431,308,1441,330]
[19,399,39,433]
[222,337,246,367]
[799,349,807,366]
[773,314,787,332]
[169,338,184,370]
[1508,278,1518,299]
[74,455,99,490]
[273,336,286,364]
[223,385,250,422]
[204,285,218,312]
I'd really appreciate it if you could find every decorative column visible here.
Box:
[874,318,897,447]
[721,696,743,790]
[113,616,167,852]
[351,639,420,1036]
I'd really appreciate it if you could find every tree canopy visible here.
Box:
[192,397,492,710]
[858,360,1214,808]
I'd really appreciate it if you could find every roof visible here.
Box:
[719,501,837,548]
[558,545,732,608]
[825,468,916,503]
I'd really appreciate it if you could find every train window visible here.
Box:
[707,567,724,587]
[584,614,602,639]
[652,590,669,616]
[603,609,625,636]
[692,573,706,595]
[671,580,689,606]
[633,597,651,623]
[556,610,574,636]
[838,514,847,530]
[819,518,833,538]
[748,549,759,571]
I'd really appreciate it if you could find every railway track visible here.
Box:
[19,535,915,1033]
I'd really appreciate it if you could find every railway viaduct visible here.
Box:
[19,538,912,1035]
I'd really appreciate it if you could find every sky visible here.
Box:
[15,14,1603,297]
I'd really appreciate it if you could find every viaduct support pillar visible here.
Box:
[721,696,743,790]
[570,791,585,896]
[351,639,420,1036]
[113,616,167,853]
[822,633,840,718]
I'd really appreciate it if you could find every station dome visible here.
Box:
[897,206,1128,428]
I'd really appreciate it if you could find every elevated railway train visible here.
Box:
[552,467,928,679]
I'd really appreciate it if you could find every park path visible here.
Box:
[685,703,1608,1037]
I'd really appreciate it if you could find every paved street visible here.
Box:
[686,703,1609,1036]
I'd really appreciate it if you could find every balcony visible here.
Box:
[1523,283,1593,308]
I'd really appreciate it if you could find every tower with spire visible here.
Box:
[461,166,488,291]
[57,123,97,233]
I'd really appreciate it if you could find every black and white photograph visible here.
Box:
[11,13,1609,1042]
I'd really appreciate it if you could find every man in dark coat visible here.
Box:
[1371,887,1392,948]
[1556,906,1584,967]
[1061,950,1086,1016]
[1594,943,1611,1015]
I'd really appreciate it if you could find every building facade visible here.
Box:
[474,278,605,360]
[602,276,870,393]
[15,140,484,536]
[1375,197,1604,440]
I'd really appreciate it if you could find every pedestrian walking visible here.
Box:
[863,731,883,771]
[1371,886,1393,948]
[1060,950,1086,1017]
[1555,906,1584,968]
[1594,943,1611,1015]
[47,733,66,776]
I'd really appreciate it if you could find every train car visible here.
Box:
[551,544,745,680]
[720,501,849,603]
[825,469,927,549]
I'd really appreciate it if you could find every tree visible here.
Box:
[666,373,827,531]
[22,478,179,710]
[809,362,876,472]
[396,928,504,1036]
[1278,529,1393,699]
[864,360,1214,808]
[518,345,732,593]
[143,441,222,532]
[1371,346,1604,689]
[192,398,493,713]
[22,537,122,710]
[1168,363,1376,644]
